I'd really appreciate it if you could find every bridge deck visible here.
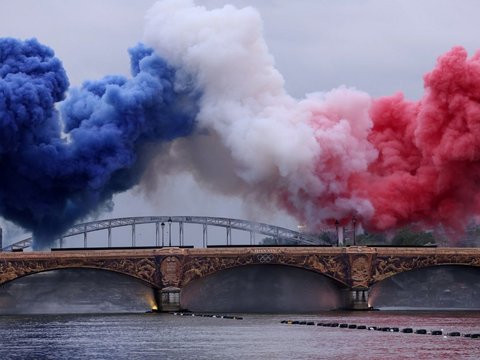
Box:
[1,246,479,260]
[1,246,480,291]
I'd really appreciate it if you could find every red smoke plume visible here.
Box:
[354,47,480,232]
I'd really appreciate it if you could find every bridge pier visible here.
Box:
[156,287,182,312]
[344,288,371,310]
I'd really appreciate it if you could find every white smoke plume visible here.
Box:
[143,0,376,230]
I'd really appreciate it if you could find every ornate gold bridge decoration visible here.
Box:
[2,247,480,291]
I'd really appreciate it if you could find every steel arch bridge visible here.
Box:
[2,216,330,251]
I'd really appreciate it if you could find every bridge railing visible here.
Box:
[1,216,331,251]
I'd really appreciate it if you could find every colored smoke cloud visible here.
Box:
[1,0,480,247]
[143,0,377,232]
[357,47,480,232]
[143,0,480,237]
[0,38,198,247]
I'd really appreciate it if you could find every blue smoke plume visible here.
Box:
[0,38,198,248]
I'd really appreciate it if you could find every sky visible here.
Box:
[0,0,479,244]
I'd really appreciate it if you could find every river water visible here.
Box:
[1,311,479,360]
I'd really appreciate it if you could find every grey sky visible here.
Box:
[0,0,479,242]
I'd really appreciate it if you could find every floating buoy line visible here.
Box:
[171,312,243,320]
[280,320,480,339]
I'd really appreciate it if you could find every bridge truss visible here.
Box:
[2,216,331,251]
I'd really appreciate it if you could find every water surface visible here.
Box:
[1,311,479,359]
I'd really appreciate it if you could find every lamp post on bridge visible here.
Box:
[335,220,339,247]
[168,218,172,247]
[161,222,165,247]
[352,217,357,246]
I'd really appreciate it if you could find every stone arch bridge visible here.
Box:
[1,246,480,310]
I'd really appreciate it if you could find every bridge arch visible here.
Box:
[3,216,330,251]
[0,256,159,288]
[369,264,480,309]
[180,263,348,312]
[0,267,157,314]
[179,252,350,288]
[371,255,480,285]
[0,265,158,289]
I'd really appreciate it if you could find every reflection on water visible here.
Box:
[0,312,480,359]
[0,269,155,314]
[370,266,480,310]
[181,264,345,312]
